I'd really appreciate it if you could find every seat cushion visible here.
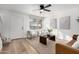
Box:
[72,40,79,49]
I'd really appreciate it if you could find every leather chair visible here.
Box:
[39,36,47,45]
[49,35,55,41]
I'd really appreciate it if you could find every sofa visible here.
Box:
[56,34,79,54]
[56,43,79,54]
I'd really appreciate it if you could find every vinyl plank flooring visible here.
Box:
[26,37,55,54]
[0,38,55,54]
[0,39,38,54]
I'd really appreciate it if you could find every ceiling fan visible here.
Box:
[33,4,52,13]
[39,4,51,12]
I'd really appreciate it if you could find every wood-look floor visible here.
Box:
[0,39,38,54]
[26,38,55,54]
[0,38,55,54]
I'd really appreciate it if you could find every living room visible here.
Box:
[0,4,79,54]
[0,4,56,54]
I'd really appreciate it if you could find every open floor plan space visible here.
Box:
[0,4,79,54]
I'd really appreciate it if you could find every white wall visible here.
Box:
[0,13,3,34]
[0,10,30,39]
[0,9,50,39]
[2,5,79,40]
[43,17,51,29]
[0,20,2,33]
[1,12,23,39]
[55,7,79,40]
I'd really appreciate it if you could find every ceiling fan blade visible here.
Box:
[44,9,51,12]
[44,4,51,8]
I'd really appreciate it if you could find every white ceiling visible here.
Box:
[0,4,79,17]
[54,4,79,12]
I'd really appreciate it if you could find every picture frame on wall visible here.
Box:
[59,16,70,29]
[30,20,42,29]
[29,15,43,30]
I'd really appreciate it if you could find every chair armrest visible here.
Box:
[66,39,77,46]
[56,43,79,54]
